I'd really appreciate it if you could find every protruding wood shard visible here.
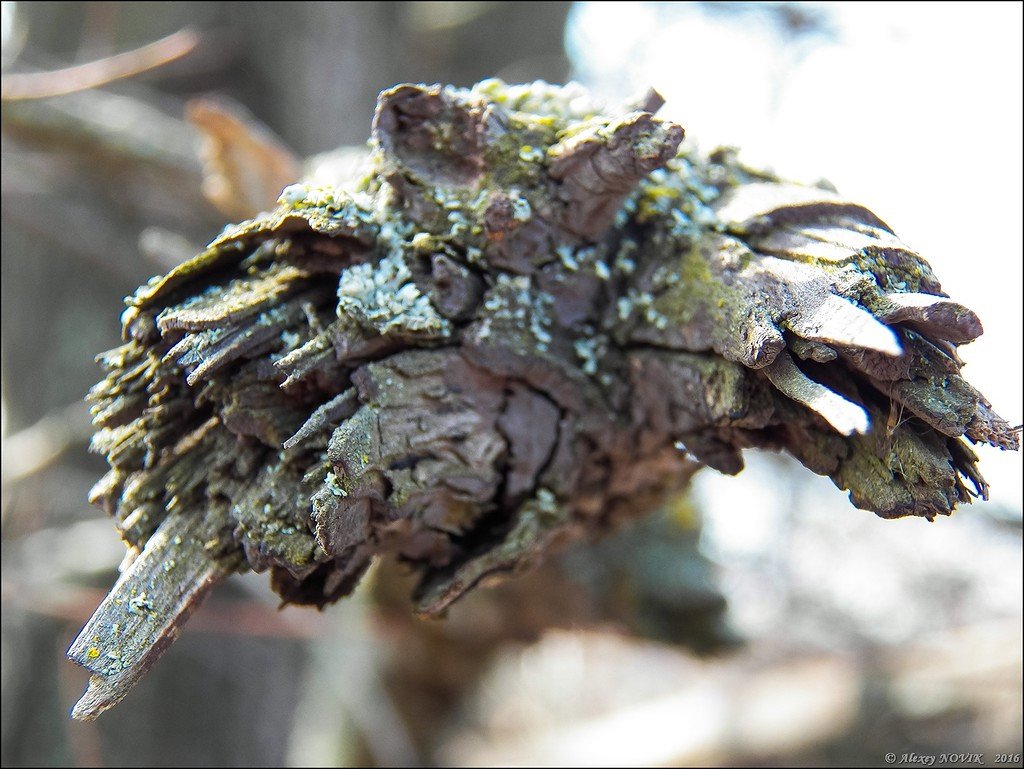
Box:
[764,351,870,436]
[283,388,357,449]
[876,292,983,344]
[414,495,564,617]
[788,294,902,357]
[67,514,230,720]
[623,86,666,115]
[372,83,486,188]
[714,182,893,233]
[548,111,684,240]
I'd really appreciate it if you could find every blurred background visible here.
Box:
[1,2,1021,766]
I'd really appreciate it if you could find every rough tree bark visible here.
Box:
[70,79,1019,719]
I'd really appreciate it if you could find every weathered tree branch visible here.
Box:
[70,79,1019,717]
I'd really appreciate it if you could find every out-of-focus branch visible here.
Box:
[1,28,198,101]
[2,85,203,179]
[1,400,92,485]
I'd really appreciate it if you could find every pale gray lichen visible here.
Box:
[337,252,452,337]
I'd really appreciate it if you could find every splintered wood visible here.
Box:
[67,514,233,720]
[71,79,1019,717]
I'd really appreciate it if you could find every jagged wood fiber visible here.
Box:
[71,79,1019,719]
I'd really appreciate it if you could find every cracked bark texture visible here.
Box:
[71,79,1019,719]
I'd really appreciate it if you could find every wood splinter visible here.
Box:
[67,514,231,720]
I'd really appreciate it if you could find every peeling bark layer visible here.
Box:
[71,80,1019,718]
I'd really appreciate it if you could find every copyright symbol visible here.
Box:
[885,754,897,764]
